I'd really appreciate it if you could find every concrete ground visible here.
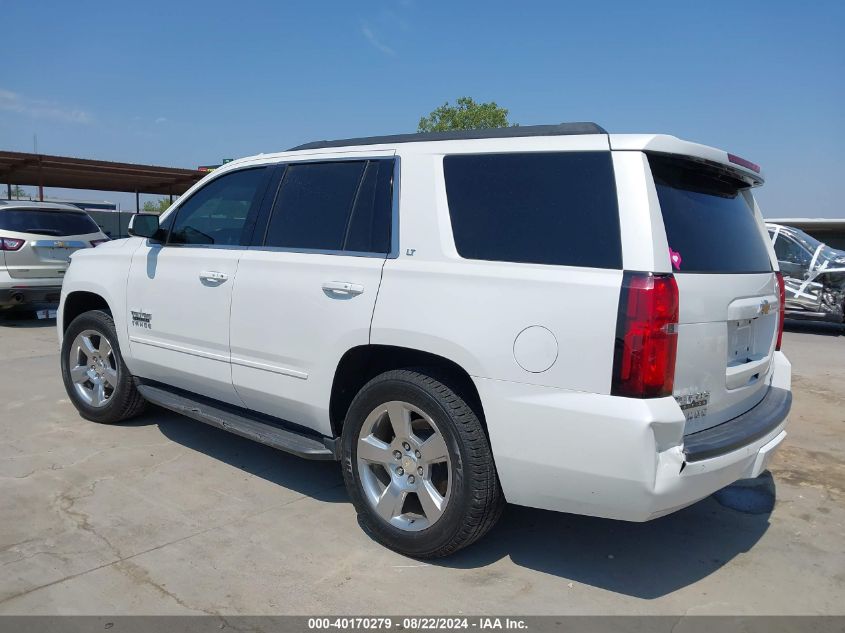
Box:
[0,313,843,615]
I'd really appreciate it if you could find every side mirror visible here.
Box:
[128,213,163,241]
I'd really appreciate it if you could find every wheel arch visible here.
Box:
[62,291,113,333]
[329,344,485,438]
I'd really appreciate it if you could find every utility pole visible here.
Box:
[34,134,44,201]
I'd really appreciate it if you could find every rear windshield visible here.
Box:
[0,208,101,236]
[649,155,772,274]
[443,152,621,269]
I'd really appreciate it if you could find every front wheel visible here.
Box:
[341,369,503,558]
[60,309,146,424]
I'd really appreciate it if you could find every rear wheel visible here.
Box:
[341,369,503,558]
[60,310,146,423]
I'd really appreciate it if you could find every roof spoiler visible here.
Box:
[609,134,765,186]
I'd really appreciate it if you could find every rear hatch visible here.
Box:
[648,154,778,433]
[0,207,103,279]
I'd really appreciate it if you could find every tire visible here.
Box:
[341,369,503,558]
[60,309,146,424]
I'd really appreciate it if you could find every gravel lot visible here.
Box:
[1,313,843,615]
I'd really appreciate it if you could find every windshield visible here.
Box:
[0,208,101,236]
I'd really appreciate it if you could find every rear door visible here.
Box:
[647,154,779,433]
[0,208,102,279]
[229,156,395,436]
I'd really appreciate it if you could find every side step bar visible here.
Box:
[137,383,339,461]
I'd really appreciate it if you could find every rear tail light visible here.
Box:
[775,272,786,351]
[0,237,25,251]
[90,239,109,247]
[611,272,679,398]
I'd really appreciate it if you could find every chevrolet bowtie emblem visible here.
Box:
[54,241,66,248]
[760,300,771,315]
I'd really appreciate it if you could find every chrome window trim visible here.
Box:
[389,155,400,259]
[246,245,391,258]
[146,242,244,252]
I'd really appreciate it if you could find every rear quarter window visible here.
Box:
[443,152,622,269]
[649,155,772,274]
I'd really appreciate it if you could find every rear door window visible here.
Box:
[649,155,772,274]
[0,208,100,236]
[443,152,621,269]
[344,160,394,254]
[263,159,394,254]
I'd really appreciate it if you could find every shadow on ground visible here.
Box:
[131,405,775,600]
[434,472,775,599]
[133,406,347,504]
[0,311,56,328]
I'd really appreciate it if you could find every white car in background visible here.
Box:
[58,124,791,557]
[0,201,108,310]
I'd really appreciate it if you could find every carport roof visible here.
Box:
[0,150,205,195]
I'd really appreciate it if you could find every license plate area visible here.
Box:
[725,316,775,390]
[35,246,76,263]
[728,318,755,364]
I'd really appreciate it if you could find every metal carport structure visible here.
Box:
[0,150,205,211]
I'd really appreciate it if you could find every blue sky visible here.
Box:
[1,0,843,217]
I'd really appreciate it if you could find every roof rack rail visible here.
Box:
[288,122,607,151]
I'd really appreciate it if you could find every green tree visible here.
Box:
[142,198,172,214]
[418,97,515,133]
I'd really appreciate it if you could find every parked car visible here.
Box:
[57,124,791,557]
[0,201,108,310]
[766,223,845,324]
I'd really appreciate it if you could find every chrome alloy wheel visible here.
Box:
[68,329,118,408]
[356,401,451,531]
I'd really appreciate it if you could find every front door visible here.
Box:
[126,166,272,404]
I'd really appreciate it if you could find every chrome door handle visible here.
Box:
[322,281,364,296]
[199,271,229,283]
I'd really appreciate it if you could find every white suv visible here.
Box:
[58,123,791,557]
[1,201,108,310]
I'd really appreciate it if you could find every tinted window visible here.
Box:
[650,155,772,274]
[344,160,393,253]
[443,152,621,268]
[265,161,363,250]
[264,160,393,254]
[0,208,100,236]
[169,167,267,246]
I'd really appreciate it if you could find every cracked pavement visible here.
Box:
[0,315,843,614]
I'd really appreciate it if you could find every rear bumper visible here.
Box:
[0,282,63,308]
[476,351,792,521]
[683,387,791,462]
